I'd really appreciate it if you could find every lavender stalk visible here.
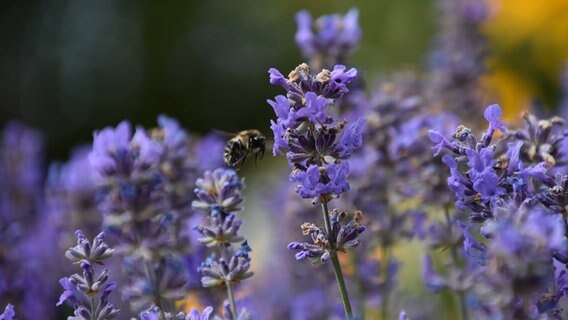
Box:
[321,200,353,318]
[268,63,366,319]
[192,168,254,319]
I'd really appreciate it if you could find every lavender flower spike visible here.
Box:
[295,9,362,70]
[57,230,119,320]
[267,63,364,318]
[192,169,244,216]
[193,168,254,319]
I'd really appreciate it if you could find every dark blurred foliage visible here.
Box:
[0,0,435,161]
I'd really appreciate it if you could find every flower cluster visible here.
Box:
[428,0,489,120]
[429,104,568,318]
[288,209,365,264]
[57,230,120,320]
[429,104,557,221]
[192,168,253,319]
[0,121,64,319]
[295,8,361,70]
[88,116,226,314]
[268,63,364,202]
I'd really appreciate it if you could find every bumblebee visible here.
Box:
[223,129,266,169]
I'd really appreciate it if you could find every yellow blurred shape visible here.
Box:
[176,293,202,313]
[482,0,568,117]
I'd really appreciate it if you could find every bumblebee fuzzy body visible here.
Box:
[223,130,266,169]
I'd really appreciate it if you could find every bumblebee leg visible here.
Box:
[259,148,265,160]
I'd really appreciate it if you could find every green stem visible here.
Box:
[321,200,353,319]
[143,261,165,319]
[226,281,238,320]
[352,251,365,320]
[380,244,391,320]
[90,295,97,320]
[444,206,468,320]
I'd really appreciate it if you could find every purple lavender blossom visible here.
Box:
[506,111,567,167]
[195,133,226,172]
[290,162,350,199]
[122,257,188,312]
[192,169,244,216]
[429,101,568,318]
[295,9,361,70]
[192,168,254,319]
[429,104,552,221]
[0,122,60,319]
[288,209,364,264]
[427,0,489,120]
[90,121,163,177]
[471,202,567,318]
[135,306,214,320]
[198,245,253,288]
[57,230,120,320]
[268,64,363,201]
[0,305,15,320]
[0,121,45,232]
[195,213,245,247]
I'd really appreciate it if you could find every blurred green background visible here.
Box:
[0,0,436,160]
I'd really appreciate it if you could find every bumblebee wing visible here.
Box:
[213,129,237,138]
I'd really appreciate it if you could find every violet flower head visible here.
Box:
[481,203,565,296]
[483,104,507,134]
[290,162,350,200]
[187,307,214,320]
[0,121,44,223]
[93,121,160,177]
[295,9,361,70]
[155,115,189,159]
[195,213,245,248]
[506,111,567,167]
[134,305,214,320]
[218,300,252,320]
[64,230,114,265]
[336,117,366,157]
[427,0,489,119]
[288,209,365,264]
[122,257,188,312]
[0,304,15,320]
[89,120,167,230]
[428,104,549,221]
[538,173,568,216]
[192,168,244,216]
[268,63,357,111]
[192,168,254,318]
[57,230,120,320]
[195,133,226,172]
[0,121,44,194]
[198,241,254,288]
[268,64,364,201]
